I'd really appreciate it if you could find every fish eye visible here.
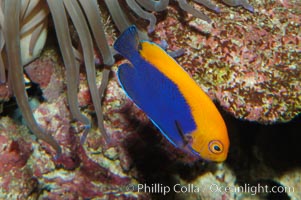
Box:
[208,140,224,154]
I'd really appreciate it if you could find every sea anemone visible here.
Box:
[0,0,253,156]
[106,0,253,34]
[1,0,62,155]
[1,0,115,156]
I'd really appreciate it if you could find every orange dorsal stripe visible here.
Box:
[139,42,227,149]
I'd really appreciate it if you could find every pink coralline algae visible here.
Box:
[0,83,11,102]
[0,115,143,199]
[0,50,150,199]
[0,117,36,199]
[152,0,301,123]
[24,49,65,102]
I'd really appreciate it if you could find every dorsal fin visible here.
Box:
[113,25,140,60]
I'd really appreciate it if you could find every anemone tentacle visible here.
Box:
[136,0,169,12]
[63,0,110,142]
[78,0,115,66]
[3,0,61,156]
[176,0,212,23]
[0,35,5,83]
[193,0,220,13]
[47,0,91,131]
[0,1,5,83]
[126,0,157,33]
[104,0,132,33]
[104,0,149,40]
[222,0,254,12]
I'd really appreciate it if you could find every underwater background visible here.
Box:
[0,0,300,199]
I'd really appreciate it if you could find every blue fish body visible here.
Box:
[115,27,195,147]
[114,26,229,161]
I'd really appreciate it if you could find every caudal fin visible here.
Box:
[113,25,140,60]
